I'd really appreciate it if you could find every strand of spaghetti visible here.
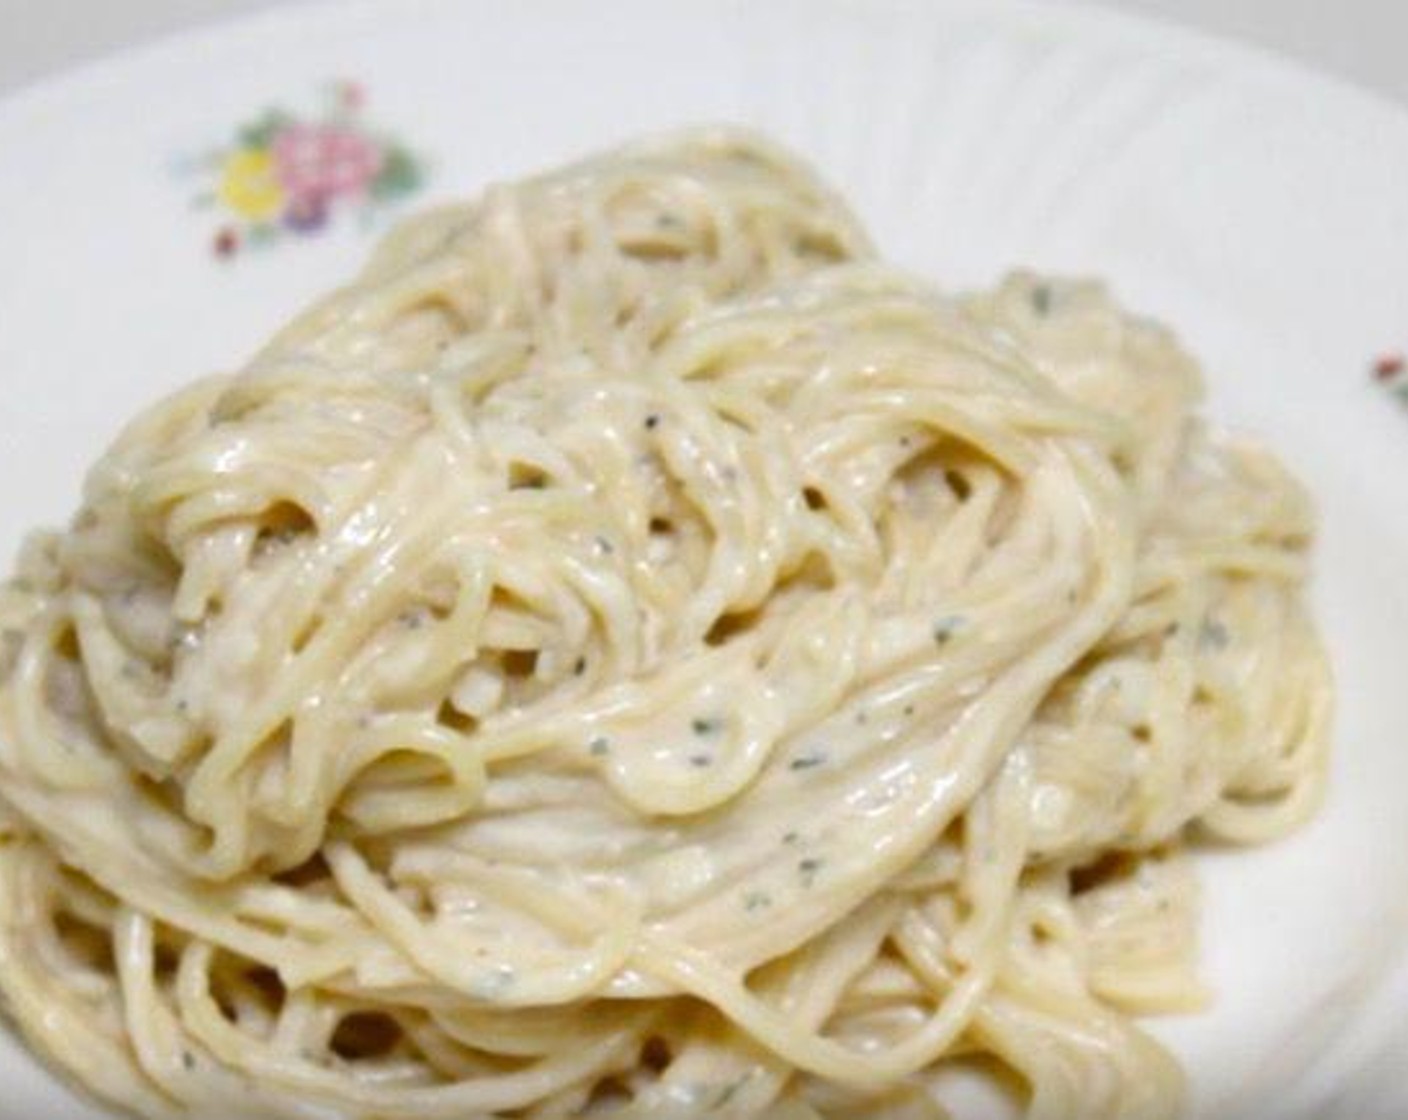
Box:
[327,842,640,1007]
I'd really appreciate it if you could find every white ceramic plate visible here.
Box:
[2,1,1407,1116]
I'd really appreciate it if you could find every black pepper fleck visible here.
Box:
[932,616,962,645]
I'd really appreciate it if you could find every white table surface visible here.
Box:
[2,0,1407,107]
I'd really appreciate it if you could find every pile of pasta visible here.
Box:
[0,130,1328,1119]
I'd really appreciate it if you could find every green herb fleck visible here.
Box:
[1031,284,1053,316]
[588,736,611,757]
[743,890,771,912]
[1199,618,1230,650]
[712,1075,749,1110]
[691,716,723,736]
[471,963,516,1000]
[789,752,825,772]
[798,857,823,887]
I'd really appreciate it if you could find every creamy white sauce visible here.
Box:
[0,128,1329,1120]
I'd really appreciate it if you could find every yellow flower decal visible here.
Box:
[217,148,284,221]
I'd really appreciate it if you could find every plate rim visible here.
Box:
[4,0,1408,144]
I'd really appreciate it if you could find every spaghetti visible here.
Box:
[0,129,1329,1119]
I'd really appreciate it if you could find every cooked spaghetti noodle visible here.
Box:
[0,129,1329,1119]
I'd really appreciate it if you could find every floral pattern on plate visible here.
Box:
[1373,351,1407,402]
[188,81,425,259]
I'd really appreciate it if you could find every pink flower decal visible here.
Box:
[186,81,425,260]
[273,123,385,206]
